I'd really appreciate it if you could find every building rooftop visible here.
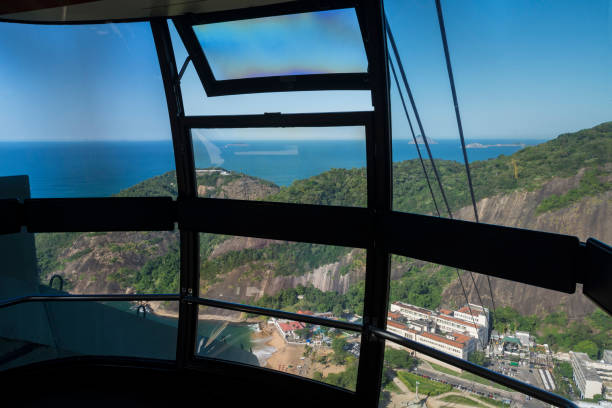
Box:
[419,331,471,350]
[457,306,485,316]
[387,312,402,320]
[571,352,605,382]
[436,313,480,329]
[278,321,306,333]
[392,301,432,316]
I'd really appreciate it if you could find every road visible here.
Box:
[414,366,549,408]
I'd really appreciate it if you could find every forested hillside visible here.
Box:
[36,122,611,337]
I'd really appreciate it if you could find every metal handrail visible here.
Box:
[48,274,64,291]
[370,326,578,408]
[0,294,180,309]
[184,296,363,333]
[0,292,578,407]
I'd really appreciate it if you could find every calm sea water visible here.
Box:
[0,139,543,198]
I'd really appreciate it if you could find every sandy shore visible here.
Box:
[251,324,347,379]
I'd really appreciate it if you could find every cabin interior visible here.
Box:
[0,1,610,407]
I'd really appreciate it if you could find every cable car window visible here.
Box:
[0,300,178,371]
[198,233,365,321]
[0,22,176,198]
[193,9,367,81]
[191,126,367,206]
[196,305,361,390]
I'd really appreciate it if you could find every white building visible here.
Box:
[433,314,489,345]
[390,302,432,321]
[453,303,490,328]
[387,318,476,360]
[389,301,489,347]
[515,331,533,347]
[571,350,612,399]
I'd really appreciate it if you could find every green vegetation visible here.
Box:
[397,371,452,396]
[268,121,612,215]
[552,361,576,400]
[440,395,487,407]
[255,283,364,315]
[493,306,612,359]
[384,348,418,371]
[536,168,611,213]
[322,360,358,391]
[115,171,178,198]
[36,232,80,277]
[108,245,180,293]
[468,351,489,367]
[200,242,350,282]
[389,261,456,310]
[475,395,508,407]
[65,248,92,262]
[255,258,456,316]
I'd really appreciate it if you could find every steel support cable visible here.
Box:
[389,56,441,217]
[385,17,453,217]
[386,16,486,349]
[434,0,497,321]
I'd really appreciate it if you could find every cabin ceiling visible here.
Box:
[0,0,293,23]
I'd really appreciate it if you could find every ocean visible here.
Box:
[0,139,543,198]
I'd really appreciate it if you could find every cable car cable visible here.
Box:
[434,0,497,321]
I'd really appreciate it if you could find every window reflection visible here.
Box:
[193,9,367,80]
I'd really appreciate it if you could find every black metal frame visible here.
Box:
[0,2,606,407]
[172,0,370,96]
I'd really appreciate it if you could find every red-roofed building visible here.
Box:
[274,320,306,339]
[297,310,314,316]
[387,312,402,321]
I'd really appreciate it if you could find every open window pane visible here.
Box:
[0,300,178,371]
[191,127,366,205]
[193,9,368,81]
[196,305,360,390]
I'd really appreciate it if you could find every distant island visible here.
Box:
[409,135,438,145]
[467,142,526,149]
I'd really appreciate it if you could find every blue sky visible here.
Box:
[0,0,610,141]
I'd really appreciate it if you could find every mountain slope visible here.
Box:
[36,122,611,321]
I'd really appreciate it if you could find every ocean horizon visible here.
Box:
[0,139,544,198]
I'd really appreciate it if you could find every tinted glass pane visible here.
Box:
[379,340,548,407]
[36,230,180,297]
[192,127,366,204]
[388,255,612,404]
[0,300,178,370]
[199,233,365,322]
[193,9,367,80]
[196,305,360,390]
[0,22,175,198]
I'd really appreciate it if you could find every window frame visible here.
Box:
[0,2,595,406]
[172,0,371,96]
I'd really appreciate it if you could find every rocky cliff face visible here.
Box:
[442,169,611,318]
[200,248,366,305]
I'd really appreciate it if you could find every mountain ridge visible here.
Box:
[36,121,612,321]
